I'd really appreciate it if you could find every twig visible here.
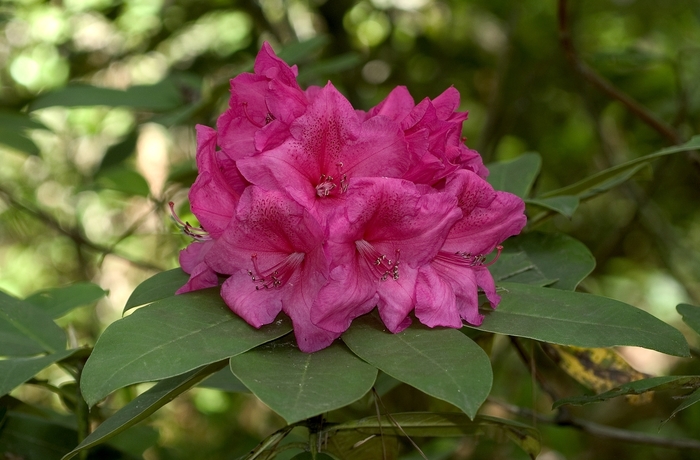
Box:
[557,0,683,145]
[0,185,165,272]
[491,398,700,451]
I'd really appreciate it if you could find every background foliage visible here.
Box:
[1,0,699,459]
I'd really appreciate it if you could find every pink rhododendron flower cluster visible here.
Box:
[174,43,526,352]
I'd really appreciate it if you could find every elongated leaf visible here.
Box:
[95,166,150,197]
[0,128,40,155]
[342,315,492,419]
[663,388,700,425]
[124,269,190,313]
[324,431,399,460]
[63,362,225,460]
[486,153,541,198]
[677,303,700,337]
[540,344,649,395]
[0,110,46,130]
[540,135,700,199]
[25,283,107,319]
[277,36,330,64]
[29,80,183,112]
[297,54,362,83]
[526,196,580,218]
[553,376,700,408]
[230,336,377,424]
[0,291,66,356]
[473,283,690,357]
[81,288,292,406]
[325,413,539,458]
[491,232,595,290]
[98,130,139,173]
[199,367,249,393]
[0,349,79,397]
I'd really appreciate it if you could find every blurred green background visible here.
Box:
[1,0,699,458]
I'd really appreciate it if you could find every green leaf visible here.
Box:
[540,135,700,200]
[663,388,700,425]
[0,110,47,130]
[677,303,700,337]
[553,376,700,408]
[0,291,66,356]
[277,36,331,64]
[486,153,541,198]
[472,283,690,357]
[526,196,580,218]
[342,315,492,419]
[323,429,399,460]
[0,411,80,460]
[491,232,595,290]
[0,128,40,155]
[0,349,79,397]
[95,166,151,197]
[124,268,191,313]
[29,80,183,112]
[199,367,249,393]
[325,413,540,458]
[297,54,362,83]
[63,362,225,460]
[98,130,139,173]
[81,288,291,406]
[230,336,377,424]
[25,283,107,319]
[290,452,335,460]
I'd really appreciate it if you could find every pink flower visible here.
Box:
[174,42,527,352]
[236,82,410,223]
[415,170,526,327]
[311,177,462,334]
[205,186,338,353]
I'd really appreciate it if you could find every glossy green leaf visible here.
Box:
[677,303,700,337]
[277,36,330,64]
[95,166,151,197]
[486,153,541,198]
[526,195,580,218]
[540,135,700,199]
[0,349,78,397]
[123,268,190,313]
[230,336,377,424]
[553,376,700,408]
[472,283,690,357]
[491,232,595,290]
[199,367,249,393]
[63,362,225,460]
[0,291,66,356]
[81,288,292,406]
[25,283,107,318]
[342,315,492,419]
[29,80,183,112]
[0,412,80,460]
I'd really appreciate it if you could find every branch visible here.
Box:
[491,398,700,451]
[0,185,165,272]
[557,0,683,145]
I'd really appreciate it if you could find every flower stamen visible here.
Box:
[169,202,211,241]
[356,240,400,281]
[248,252,305,290]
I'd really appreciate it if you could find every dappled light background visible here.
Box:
[1,0,700,458]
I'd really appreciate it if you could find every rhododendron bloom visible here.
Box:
[174,42,527,352]
[206,186,338,353]
[311,177,461,333]
[415,170,527,327]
